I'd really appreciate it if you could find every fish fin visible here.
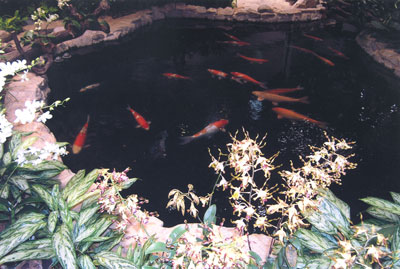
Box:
[257,97,264,101]
[317,121,328,129]
[259,83,268,90]
[86,115,90,123]
[179,136,194,145]
[136,125,141,128]
[296,85,304,90]
[218,77,222,80]
[299,96,310,104]
[221,128,226,132]
[272,102,279,106]
[277,115,283,119]
[127,105,132,111]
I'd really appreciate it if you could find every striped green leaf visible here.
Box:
[391,192,400,205]
[77,202,99,227]
[78,254,96,269]
[120,177,139,190]
[78,215,115,253]
[145,242,168,255]
[8,133,22,155]
[13,238,52,252]
[0,212,46,238]
[0,143,3,159]
[93,231,124,254]
[305,257,334,268]
[62,170,86,200]
[0,247,54,264]
[48,211,58,233]
[51,184,60,211]
[168,225,187,244]
[58,193,73,232]
[367,206,400,223]
[67,169,99,208]
[0,183,9,199]
[19,160,66,172]
[318,197,352,238]
[9,176,29,192]
[0,198,9,212]
[392,227,400,267]
[11,136,38,159]
[360,197,400,216]
[0,217,46,259]
[68,190,99,210]
[32,184,55,211]
[80,191,100,210]
[303,208,337,235]
[94,251,138,269]
[52,224,78,269]
[75,217,111,243]
[2,152,11,166]
[294,228,336,254]
[318,188,350,219]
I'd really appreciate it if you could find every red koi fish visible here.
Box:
[179,119,229,145]
[207,69,229,79]
[217,40,250,46]
[72,115,90,154]
[327,46,349,60]
[127,106,150,131]
[237,53,269,64]
[272,107,327,129]
[230,72,268,89]
[163,73,191,80]
[264,86,304,94]
[252,91,309,105]
[303,33,323,41]
[291,45,335,67]
[223,32,241,42]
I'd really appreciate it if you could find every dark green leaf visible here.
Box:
[13,238,52,252]
[0,183,9,199]
[168,225,187,244]
[48,211,58,233]
[9,176,29,192]
[144,242,168,255]
[120,177,138,190]
[52,224,78,269]
[294,228,336,254]
[361,197,400,215]
[318,188,350,219]
[75,217,112,243]
[8,133,22,154]
[79,215,115,253]
[93,231,124,254]
[19,160,66,172]
[392,227,400,267]
[78,254,96,269]
[77,202,99,227]
[62,169,85,200]
[58,194,73,232]
[2,152,11,166]
[31,184,55,211]
[67,169,99,208]
[391,192,400,205]
[367,206,400,223]
[0,198,9,212]
[0,247,54,264]
[0,212,46,238]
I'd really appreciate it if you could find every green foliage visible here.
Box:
[0,10,27,32]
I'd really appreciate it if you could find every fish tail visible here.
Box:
[317,121,328,129]
[127,105,132,112]
[86,114,90,123]
[299,96,310,104]
[259,83,268,90]
[178,136,194,145]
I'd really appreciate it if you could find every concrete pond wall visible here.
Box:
[2,1,329,264]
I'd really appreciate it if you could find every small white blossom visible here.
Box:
[0,114,13,143]
[36,111,53,123]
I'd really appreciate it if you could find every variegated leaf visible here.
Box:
[77,202,99,227]
[294,228,336,254]
[67,169,99,208]
[62,170,85,200]
[303,208,337,235]
[367,206,400,223]
[391,192,400,205]
[52,224,78,269]
[48,211,58,233]
[318,197,352,238]
[0,247,54,264]
[94,251,138,269]
[31,184,55,211]
[78,254,96,269]
[13,238,52,252]
[361,197,400,216]
[392,227,400,267]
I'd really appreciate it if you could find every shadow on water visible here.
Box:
[46,19,400,227]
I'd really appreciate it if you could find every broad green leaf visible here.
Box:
[13,238,52,252]
[80,191,100,210]
[391,192,400,205]
[75,217,111,243]
[51,184,60,211]
[0,212,46,238]
[367,206,400,223]
[126,245,133,260]
[0,213,8,221]
[19,160,66,172]
[0,183,9,199]
[318,197,352,238]
[48,211,58,233]
[294,228,336,254]
[62,169,85,200]
[303,208,337,235]
[79,215,115,253]
[94,251,138,269]
[67,169,99,208]
[2,152,11,166]
[145,242,168,255]
[9,176,29,192]
[32,184,55,210]
[0,143,3,159]
[78,254,96,269]
[81,236,113,243]
[203,204,217,226]
[361,197,400,216]
[0,198,9,212]
[52,224,78,269]
[11,136,38,159]
[392,227,400,267]
[0,217,46,259]
[0,247,54,264]
[305,257,334,268]
[68,189,100,209]
[77,202,99,227]
[133,236,154,266]
[168,225,187,244]
[58,195,73,232]
[249,250,262,266]
[93,231,124,254]
[318,188,350,219]
[8,133,22,154]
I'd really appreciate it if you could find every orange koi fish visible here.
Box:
[303,33,323,41]
[207,69,229,79]
[163,73,191,80]
[272,107,327,129]
[179,119,229,145]
[237,53,269,64]
[291,45,335,67]
[264,86,304,94]
[230,72,268,89]
[252,91,309,105]
[127,106,150,131]
[223,32,241,41]
[72,115,90,154]
[327,46,349,60]
[217,40,250,46]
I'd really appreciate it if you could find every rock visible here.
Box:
[295,0,319,8]
[257,4,274,13]
[151,6,166,21]
[52,26,65,34]
[341,22,358,33]
[0,30,12,43]
[217,7,234,16]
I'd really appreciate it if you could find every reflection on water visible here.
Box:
[47,19,400,227]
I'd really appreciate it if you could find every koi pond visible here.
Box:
[46,19,400,227]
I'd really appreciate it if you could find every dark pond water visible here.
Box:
[47,19,400,227]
